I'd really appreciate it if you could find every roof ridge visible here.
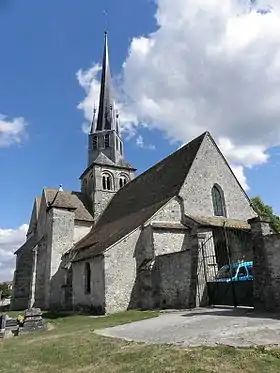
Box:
[43,187,82,194]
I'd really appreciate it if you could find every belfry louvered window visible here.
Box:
[102,173,113,191]
[212,184,227,217]
[119,175,128,188]
[104,134,110,148]
[93,135,98,150]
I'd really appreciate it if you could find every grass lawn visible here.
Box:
[1,310,280,373]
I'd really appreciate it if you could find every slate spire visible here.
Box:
[94,31,116,132]
[86,32,132,167]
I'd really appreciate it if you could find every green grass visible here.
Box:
[1,310,280,373]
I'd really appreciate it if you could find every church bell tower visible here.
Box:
[80,32,136,224]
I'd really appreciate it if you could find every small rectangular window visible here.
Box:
[85,263,91,294]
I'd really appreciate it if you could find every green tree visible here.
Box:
[250,196,280,233]
[0,283,12,299]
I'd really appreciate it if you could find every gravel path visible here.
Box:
[96,307,280,347]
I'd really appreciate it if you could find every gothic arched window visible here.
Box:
[85,262,91,294]
[212,184,227,217]
[119,175,129,189]
[102,173,113,191]
[104,134,110,148]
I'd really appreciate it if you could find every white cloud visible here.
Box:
[0,224,28,282]
[0,114,28,147]
[136,135,156,150]
[77,0,280,189]
[230,164,249,191]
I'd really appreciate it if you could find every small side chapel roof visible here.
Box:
[72,132,207,262]
[44,188,93,222]
[184,215,251,230]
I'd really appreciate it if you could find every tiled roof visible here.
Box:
[44,189,93,222]
[185,215,250,230]
[14,234,38,255]
[149,222,189,230]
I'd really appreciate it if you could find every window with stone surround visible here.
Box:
[102,172,113,191]
[85,262,91,294]
[212,184,227,217]
[119,174,129,188]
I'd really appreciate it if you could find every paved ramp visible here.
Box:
[96,307,280,347]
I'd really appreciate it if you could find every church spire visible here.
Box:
[87,32,124,167]
[95,31,116,132]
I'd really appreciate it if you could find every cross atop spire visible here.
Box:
[94,31,116,132]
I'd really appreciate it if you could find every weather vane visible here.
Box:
[103,9,108,33]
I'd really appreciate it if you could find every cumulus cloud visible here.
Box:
[136,135,156,150]
[77,0,280,189]
[230,164,249,191]
[0,114,28,147]
[0,224,28,282]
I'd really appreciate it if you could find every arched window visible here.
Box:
[85,262,91,294]
[102,173,113,191]
[119,175,128,188]
[212,184,227,217]
[93,135,98,150]
[104,134,110,148]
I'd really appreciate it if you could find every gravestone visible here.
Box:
[22,308,46,333]
[0,314,6,339]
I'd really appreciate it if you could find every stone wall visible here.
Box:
[10,245,33,310]
[104,229,140,314]
[153,230,190,256]
[151,197,182,222]
[73,222,92,244]
[154,249,195,309]
[101,198,194,313]
[249,217,280,311]
[179,135,256,220]
[72,255,105,313]
[46,208,75,309]
[34,239,47,308]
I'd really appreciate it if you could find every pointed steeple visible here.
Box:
[95,32,116,132]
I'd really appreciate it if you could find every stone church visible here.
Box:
[11,33,257,313]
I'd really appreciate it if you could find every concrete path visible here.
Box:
[96,307,280,347]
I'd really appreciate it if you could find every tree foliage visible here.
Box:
[251,196,280,233]
[0,283,12,299]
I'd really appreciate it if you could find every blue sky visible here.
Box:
[1,0,280,280]
[0,0,158,229]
